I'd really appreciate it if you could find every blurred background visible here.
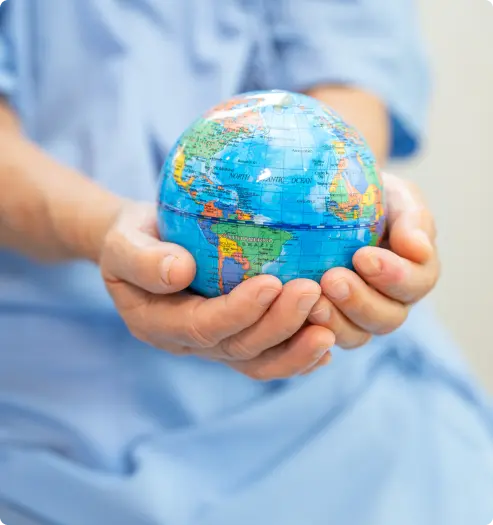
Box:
[391,0,493,392]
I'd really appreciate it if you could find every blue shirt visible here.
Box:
[0,1,492,524]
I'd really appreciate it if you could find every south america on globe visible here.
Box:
[157,90,386,298]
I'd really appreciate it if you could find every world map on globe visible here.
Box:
[158,90,385,298]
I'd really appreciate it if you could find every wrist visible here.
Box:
[0,127,130,263]
[58,190,128,264]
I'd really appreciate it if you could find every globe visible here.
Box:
[157,90,386,298]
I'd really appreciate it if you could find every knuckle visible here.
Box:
[187,302,218,349]
[188,321,217,348]
[223,337,256,361]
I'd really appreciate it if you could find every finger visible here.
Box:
[123,274,283,352]
[320,268,409,335]
[227,325,335,381]
[222,279,322,361]
[353,246,441,304]
[308,296,372,349]
[382,172,436,264]
[301,351,333,376]
[186,275,283,350]
[102,204,196,294]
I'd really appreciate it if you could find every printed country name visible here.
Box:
[230,173,312,184]
[227,235,274,243]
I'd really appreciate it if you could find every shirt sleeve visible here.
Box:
[0,2,16,99]
[265,0,430,158]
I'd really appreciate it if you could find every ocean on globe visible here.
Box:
[157,90,386,298]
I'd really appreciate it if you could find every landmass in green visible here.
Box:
[211,222,293,277]
[183,119,244,164]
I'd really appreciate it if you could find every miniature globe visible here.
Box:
[157,90,385,298]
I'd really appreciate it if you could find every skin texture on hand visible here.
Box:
[302,86,440,350]
[99,170,441,379]
[0,89,441,378]
[0,101,124,263]
[308,172,440,349]
[100,203,336,381]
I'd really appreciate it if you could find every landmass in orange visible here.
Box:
[235,209,252,221]
[203,201,223,218]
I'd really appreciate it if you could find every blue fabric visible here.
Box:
[261,0,430,158]
[0,1,492,524]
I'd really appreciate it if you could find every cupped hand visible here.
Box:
[99,202,335,380]
[309,172,440,349]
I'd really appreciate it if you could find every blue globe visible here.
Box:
[157,90,386,298]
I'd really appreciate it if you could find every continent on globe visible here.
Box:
[157,90,386,298]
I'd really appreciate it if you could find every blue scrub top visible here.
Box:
[0,2,492,524]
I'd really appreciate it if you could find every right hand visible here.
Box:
[99,202,335,380]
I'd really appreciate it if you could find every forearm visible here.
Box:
[0,101,124,263]
[0,87,388,264]
[306,85,390,166]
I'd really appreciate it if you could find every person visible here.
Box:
[0,1,492,524]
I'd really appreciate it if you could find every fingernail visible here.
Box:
[257,288,280,306]
[301,350,332,375]
[161,255,177,285]
[297,293,321,313]
[315,346,332,359]
[310,306,331,324]
[327,279,350,300]
[317,352,332,366]
[315,335,335,358]
[361,253,382,276]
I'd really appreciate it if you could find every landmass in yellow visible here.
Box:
[235,209,252,221]
[217,236,250,293]
[173,146,194,190]
[332,141,346,156]
[325,141,384,222]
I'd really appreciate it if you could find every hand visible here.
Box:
[99,202,335,380]
[308,173,440,349]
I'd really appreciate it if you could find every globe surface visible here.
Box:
[158,90,385,298]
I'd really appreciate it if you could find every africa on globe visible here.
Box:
[157,90,386,298]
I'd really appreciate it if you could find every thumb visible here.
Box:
[101,204,196,294]
[383,172,435,265]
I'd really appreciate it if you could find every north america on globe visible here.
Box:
[157,90,386,298]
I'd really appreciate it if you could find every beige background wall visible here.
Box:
[391,0,493,391]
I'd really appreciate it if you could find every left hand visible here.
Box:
[308,172,440,349]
